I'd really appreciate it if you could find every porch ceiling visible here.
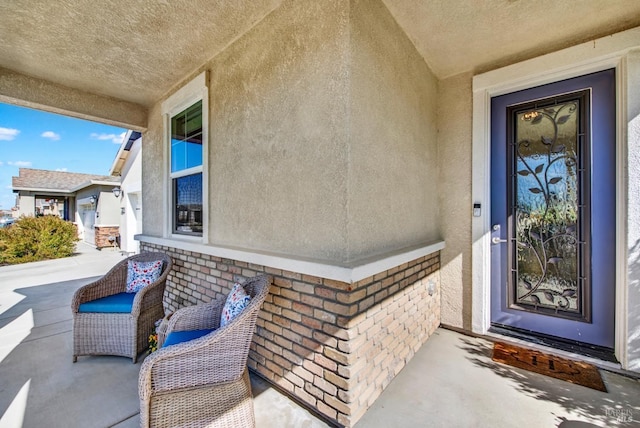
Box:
[0,0,282,107]
[0,0,639,111]
[383,0,640,79]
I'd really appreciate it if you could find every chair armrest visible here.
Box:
[139,311,253,399]
[71,261,127,312]
[131,277,167,318]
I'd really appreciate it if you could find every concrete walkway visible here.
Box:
[0,243,639,427]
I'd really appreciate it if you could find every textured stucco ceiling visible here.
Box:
[0,0,639,109]
[0,0,282,107]
[383,0,640,79]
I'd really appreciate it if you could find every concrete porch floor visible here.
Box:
[0,243,639,427]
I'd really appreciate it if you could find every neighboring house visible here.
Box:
[11,168,121,249]
[35,198,64,217]
[2,2,640,426]
[109,130,143,254]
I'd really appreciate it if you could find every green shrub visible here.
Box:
[0,216,79,265]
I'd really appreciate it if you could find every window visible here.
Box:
[171,101,203,173]
[163,72,208,239]
[171,101,203,235]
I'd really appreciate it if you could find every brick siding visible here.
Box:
[141,242,440,427]
[94,226,119,249]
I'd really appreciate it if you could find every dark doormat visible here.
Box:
[492,342,607,392]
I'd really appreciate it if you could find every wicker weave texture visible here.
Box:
[148,369,254,428]
[72,252,173,363]
[139,274,270,428]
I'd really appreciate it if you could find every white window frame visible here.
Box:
[161,72,209,243]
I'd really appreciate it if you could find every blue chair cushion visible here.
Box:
[163,329,215,347]
[78,292,135,313]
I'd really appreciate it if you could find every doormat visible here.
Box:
[492,342,607,392]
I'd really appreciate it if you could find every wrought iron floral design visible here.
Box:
[514,101,580,313]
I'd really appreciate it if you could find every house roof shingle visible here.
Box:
[12,168,119,192]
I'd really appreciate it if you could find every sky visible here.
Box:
[0,102,127,211]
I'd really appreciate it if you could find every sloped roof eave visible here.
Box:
[12,186,76,194]
[109,130,141,176]
[71,178,121,192]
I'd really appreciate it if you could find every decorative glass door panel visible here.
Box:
[508,91,590,322]
[490,69,616,349]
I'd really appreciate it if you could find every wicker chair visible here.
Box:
[138,274,270,428]
[71,252,173,363]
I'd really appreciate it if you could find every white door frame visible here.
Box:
[471,28,640,369]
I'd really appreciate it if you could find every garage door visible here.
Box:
[82,208,96,246]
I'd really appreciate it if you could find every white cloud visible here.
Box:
[41,131,61,141]
[0,161,3,166]
[0,127,20,141]
[55,167,68,172]
[8,161,32,167]
[91,132,126,144]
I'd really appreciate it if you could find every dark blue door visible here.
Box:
[490,69,615,348]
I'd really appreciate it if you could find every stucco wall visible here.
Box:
[437,73,473,329]
[141,102,164,238]
[18,194,35,217]
[348,0,440,262]
[142,0,440,265]
[121,139,142,191]
[626,48,640,370]
[74,186,119,226]
[75,188,95,205]
[207,0,350,262]
[96,189,120,226]
[120,139,142,253]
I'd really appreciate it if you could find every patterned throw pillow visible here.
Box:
[125,260,164,293]
[220,283,251,327]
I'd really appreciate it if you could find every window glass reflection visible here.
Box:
[173,173,203,234]
[171,100,203,173]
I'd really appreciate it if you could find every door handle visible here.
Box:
[491,224,507,245]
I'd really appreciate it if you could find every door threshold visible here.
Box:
[489,324,618,363]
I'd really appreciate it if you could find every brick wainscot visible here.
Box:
[94,225,119,249]
[140,237,443,427]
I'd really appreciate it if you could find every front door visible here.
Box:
[490,69,616,349]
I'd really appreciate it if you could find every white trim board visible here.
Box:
[471,26,640,370]
[12,187,74,194]
[136,234,445,284]
[160,71,209,244]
